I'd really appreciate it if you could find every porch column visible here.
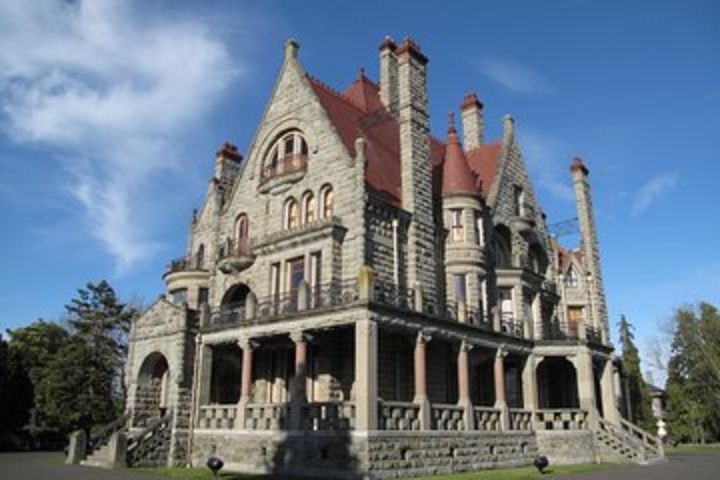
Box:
[576,348,598,424]
[494,347,510,430]
[355,319,378,431]
[414,331,431,429]
[235,338,254,430]
[521,353,538,411]
[289,331,310,430]
[600,358,621,424]
[457,341,474,430]
[198,343,213,405]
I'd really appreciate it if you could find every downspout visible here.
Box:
[392,218,400,286]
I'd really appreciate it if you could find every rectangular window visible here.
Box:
[567,307,583,338]
[513,186,524,216]
[451,209,464,242]
[310,251,322,307]
[170,288,187,305]
[498,287,513,320]
[453,274,467,302]
[475,213,484,246]
[287,256,305,295]
[198,287,209,306]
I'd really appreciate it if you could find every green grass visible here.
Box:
[47,453,66,465]
[668,443,720,455]
[136,463,614,480]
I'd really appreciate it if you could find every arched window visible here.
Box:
[235,214,249,253]
[285,198,299,229]
[320,185,334,219]
[493,225,512,268]
[195,244,205,269]
[264,130,308,178]
[302,191,315,224]
[565,265,579,288]
[529,243,549,275]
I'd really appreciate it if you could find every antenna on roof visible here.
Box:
[547,217,579,238]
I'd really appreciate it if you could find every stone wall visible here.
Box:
[535,430,597,465]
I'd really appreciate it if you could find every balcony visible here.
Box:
[540,320,579,341]
[217,238,255,274]
[163,256,207,277]
[512,202,536,235]
[258,154,308,193]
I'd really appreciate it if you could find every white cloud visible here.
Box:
[0,0,241,272]
[478,57,551,93]
[518,129,576,202]
[631,173,677,217]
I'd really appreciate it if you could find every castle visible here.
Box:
[72,37,664,478]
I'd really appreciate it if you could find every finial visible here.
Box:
[570,156,589,176]
[448,111,455,129]
[359,67,366,77]
[502,114,515,141]
[285,38,300,61]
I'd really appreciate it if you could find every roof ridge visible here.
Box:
[306,72,367,112]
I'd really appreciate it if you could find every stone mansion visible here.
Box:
[72,37,664,477]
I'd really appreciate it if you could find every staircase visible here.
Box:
[594,417,665,464]
[79,412,172,468]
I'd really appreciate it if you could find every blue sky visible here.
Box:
[1,0,718,381]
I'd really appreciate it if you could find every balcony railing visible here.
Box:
[500,313,524,338]
[586,326,602,344]
[261,154,308,181]
[164,256,207,276]
[541,320,579,341]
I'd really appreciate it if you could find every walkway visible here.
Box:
[562,452,720,480]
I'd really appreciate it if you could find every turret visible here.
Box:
[571,157,609,344]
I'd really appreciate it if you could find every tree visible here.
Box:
[65,280,135,420]
[618,315,653,430]
[665,303,720,443]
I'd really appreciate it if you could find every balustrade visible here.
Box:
[243,403,290,430]
[508,408,533,431]
[302,401,355,431]
[197,405,237,429]
[534,409,588,431]
[473,407,502,431]
[431,403,466,431]
[378,401,422,431]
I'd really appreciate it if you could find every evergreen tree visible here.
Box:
[618,315,653,430]
[65,280,135,419]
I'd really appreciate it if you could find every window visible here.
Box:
[565,266,579,288]
[513,185,525,216]
[310,251,322,306]
[451,209,464,242]
[195,244,205,269]
[287,257,305,298]
[235,214,249,252]
[320,185,333,219]
[453,274,467,302]
[567,307,583,337]
[475,212,484,246]
[498,287,513,320]
[270,263,280,298]
[302,191,315,224]
[284,198,299,229]
[170,288,187,305]
[264,130,308,178]
[494,225,512,268]
[198,287,209,305]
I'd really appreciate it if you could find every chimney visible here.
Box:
[460,92,484,149]
[215,141,242,185]
[379,36,399,113]
[396,36,436,297]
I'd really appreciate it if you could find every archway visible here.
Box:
[134,352,170,427]
[536,356,579,409]
[221,283,250,309]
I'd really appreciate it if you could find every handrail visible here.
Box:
[87,412,131,454]
[619,417,663,456]
[127,412,173,452]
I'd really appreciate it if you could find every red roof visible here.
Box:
[442,114,478,195]
[307,70,502,205]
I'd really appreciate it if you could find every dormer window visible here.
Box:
[263,130,308,179]
[565,266,579,288]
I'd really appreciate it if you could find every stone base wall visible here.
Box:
[535,430,597,465]
[190,430,537,479]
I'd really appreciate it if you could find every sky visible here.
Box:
[1,0,718,382]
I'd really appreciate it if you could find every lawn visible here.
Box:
[668,443,720,455]
[137,463,615,480]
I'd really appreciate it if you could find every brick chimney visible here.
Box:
[215,141,242,186]
[460,92,484,150]
[396,36,436,297]
[378,36,399,113]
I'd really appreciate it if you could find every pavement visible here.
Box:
[1,451,720,480]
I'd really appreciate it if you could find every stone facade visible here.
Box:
[106,37,665,477]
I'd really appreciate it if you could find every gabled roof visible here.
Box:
[307,69,502,206]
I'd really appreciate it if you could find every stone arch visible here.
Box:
[221,283,251,309]
[528,242,549,275]
[252,117,319,179]
[536,356,579,409]
[134,352,170,427]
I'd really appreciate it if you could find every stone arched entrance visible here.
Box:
[537,356,579,409]
[221,283,250,309]
[134,352,170,427]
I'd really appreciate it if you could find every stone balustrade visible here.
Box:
[243,403,290,430]
[378,401,422,431]
[534,409,588,431]
[302,401,355,431]
[431,403,466,431]
[473,407,502,431]
[197,405,237,429]
[508,408,533,431]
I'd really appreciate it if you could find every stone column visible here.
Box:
[235,339,254,430]
[198,343,213,405]
[575,348,598,423]
[355,319,378,431]
[521,353,538,411]
[358,265,376,302]
[457,341,474,430]
[290,331,310,430]
[494,347,510,430]
[413,331,431,429]
[600,358,620,424]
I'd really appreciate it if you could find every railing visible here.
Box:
[541,320,579,341]
[87,412,131,456]
[619,418,664,459]
[378,401,422,431]
[586,326,602,344]
[500,314,524,338]
[467,306,491,329]
[473,407,502,431]
[197,405,237,429]
[535,409,588,431]
[302,401,355,431]
[211,304,246,327]
[217,237,252,260]
[126,412,172,467]
[261,154,308,180]
[431,403,466,431]
[243,403,290,431]
[509,408,533,431]
[164,256,207,275]
[373,279,414,311]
